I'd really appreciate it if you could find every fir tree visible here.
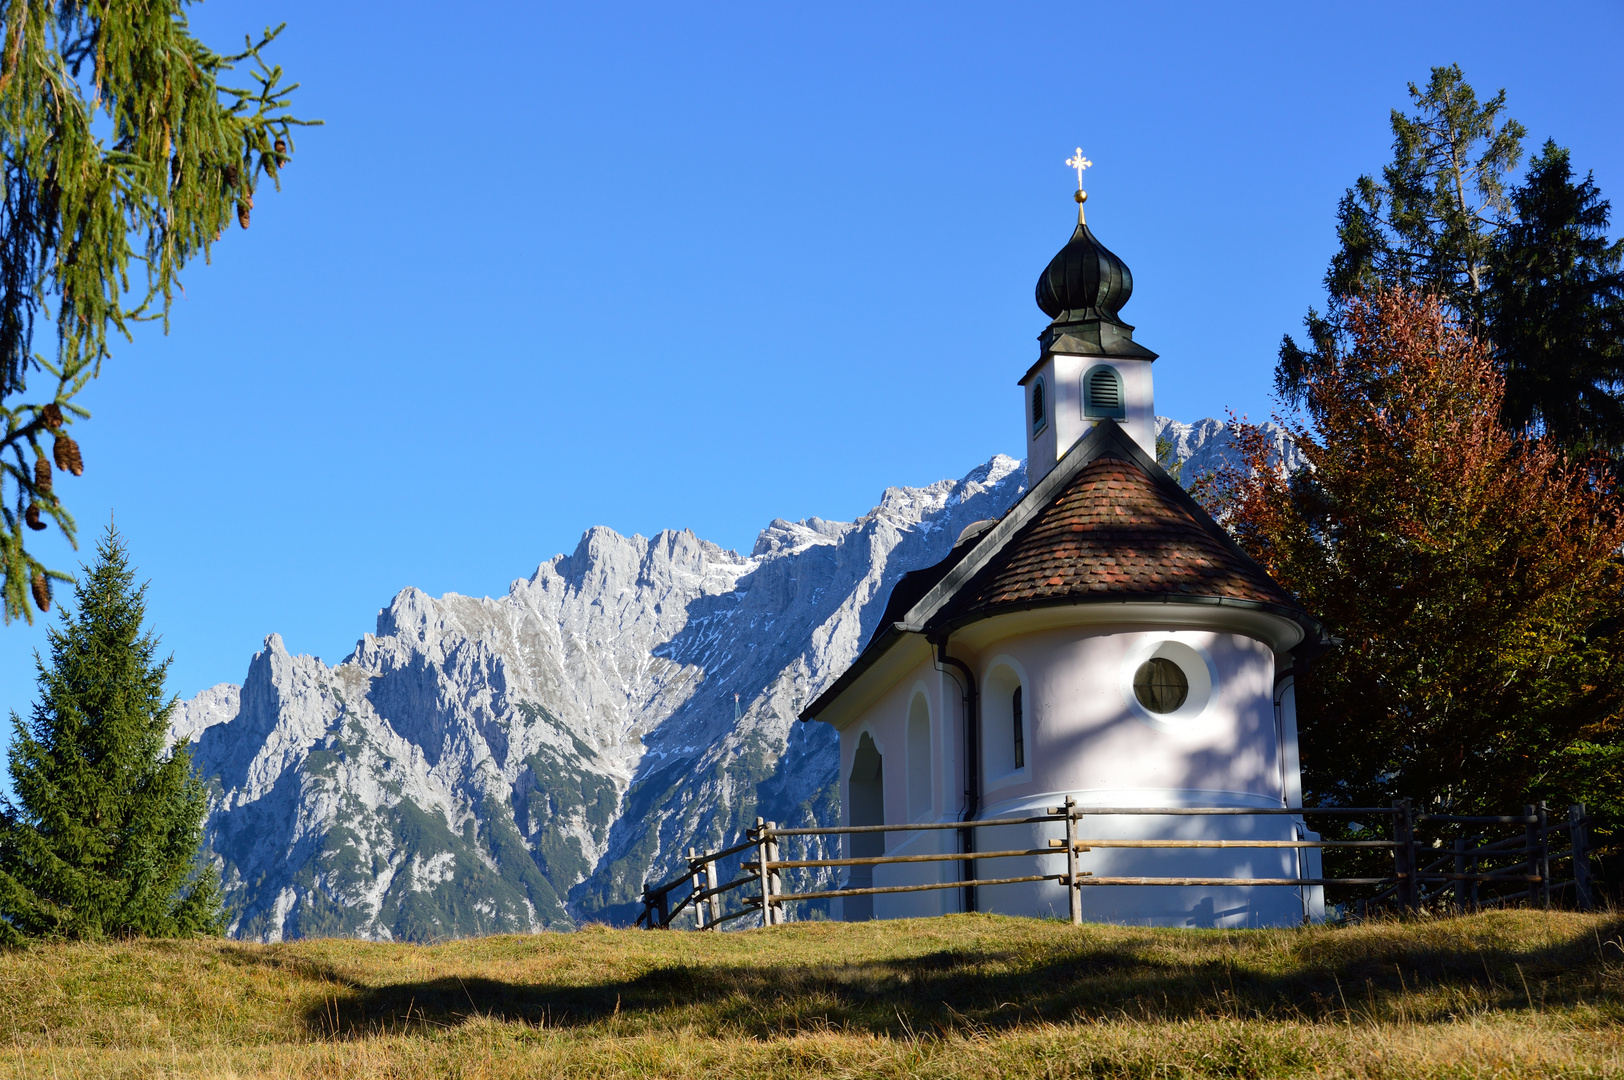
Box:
[0,3,317,624]
[1280,67,1624,458]
[0,524,222,941]
[1490,140,1624,453]
[1278,65,1525,403]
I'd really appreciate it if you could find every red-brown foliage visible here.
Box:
[1208,289,1624,813]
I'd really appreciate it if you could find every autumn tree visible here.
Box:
[1210,289,1624,817]
[0,1,316,624]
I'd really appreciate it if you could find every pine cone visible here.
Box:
[237,201,250,229]
[274,137,287,157]
[25,503,44,530]
[224,163,239,188]
[34,455,51,494]
[31,571,50,613]
[41,402,62,429]
[54,434,83,476]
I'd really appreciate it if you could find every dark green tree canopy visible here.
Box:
[1280,66,1624,458]
[0,1,315,624]
[1491,141,1624,454]
[1329,65,1524,323]
[0,523,222,940]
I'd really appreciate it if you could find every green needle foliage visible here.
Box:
[1279,65,1624,457]
[1491,140,1624,455]
[1326,64,1525,330]
[0,524,222,942]
[0,1,317,625]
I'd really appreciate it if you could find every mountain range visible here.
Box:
[169,416,1295,940]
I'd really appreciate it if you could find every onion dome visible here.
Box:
[1035,193,1156,360]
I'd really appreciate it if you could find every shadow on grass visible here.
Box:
[295,916,1624,1040]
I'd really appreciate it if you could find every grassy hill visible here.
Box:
[2,910,1622,1078]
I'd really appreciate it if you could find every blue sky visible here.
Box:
[3,1,1621,728]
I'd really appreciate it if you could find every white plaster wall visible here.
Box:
[962,625,1309,926]
[831,623,1317,926]
[1024,356,1062,485]
[977,628,1282,804]
[1110,358,1157,457]
[835,655,968,919]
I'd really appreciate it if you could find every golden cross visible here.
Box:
[1065,148,1092,191]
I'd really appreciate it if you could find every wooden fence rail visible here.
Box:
[635,800,1596,930]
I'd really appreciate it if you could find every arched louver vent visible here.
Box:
[1084,365,1126,419]
[1031,377,1047,433]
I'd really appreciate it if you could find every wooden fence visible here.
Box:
[634,799,1597,930]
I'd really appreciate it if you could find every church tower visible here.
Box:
[800,154,1329,929]
[1022,158,1158,484]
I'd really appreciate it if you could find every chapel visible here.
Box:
[798,168,1331,928]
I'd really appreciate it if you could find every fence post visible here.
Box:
[766,822,782,925]
[687,848,703,930]
[1469,834,1481,912]
[1523,804,1541,909]
[1569,804,1593,911]
[1453,836,1467,912]
[704,857,722,929]
[1392,798,1416,913]
[1538,803,1552,909]
[1064,796,1082,926]
[753,817,774,927]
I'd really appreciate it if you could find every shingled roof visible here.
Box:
[907,419,1315,636]
[935,451,1295,622]
[800,420,1325,724]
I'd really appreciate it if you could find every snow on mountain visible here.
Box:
[173,419,1280,941]
[1154,415,1307,479]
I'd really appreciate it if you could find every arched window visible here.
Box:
[1031,377,1047,434]
[907,693,931,820]
[1012,686,1024,768]
[982,662,1028,779]
[845,732,885,920]
[1083,365,1126,419]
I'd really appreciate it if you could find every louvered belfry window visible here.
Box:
[1031,378,1047,433]
[1084,365,1126,419]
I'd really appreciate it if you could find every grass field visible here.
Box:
[2,910,1622,1078]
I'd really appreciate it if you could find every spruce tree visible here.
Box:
[0,524,222,941]
[1280,67,1624,458]
[0,3,316,624]
[1490,140,1624,453]
[1279,65,1525,403]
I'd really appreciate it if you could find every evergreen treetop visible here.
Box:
[0,523,222,941]
[1280,65,1624,458]
[1491,140,1624,454]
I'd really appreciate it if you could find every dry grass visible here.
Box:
[3,910,1624,1077]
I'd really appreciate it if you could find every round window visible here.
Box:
[1133,657,1189,714]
